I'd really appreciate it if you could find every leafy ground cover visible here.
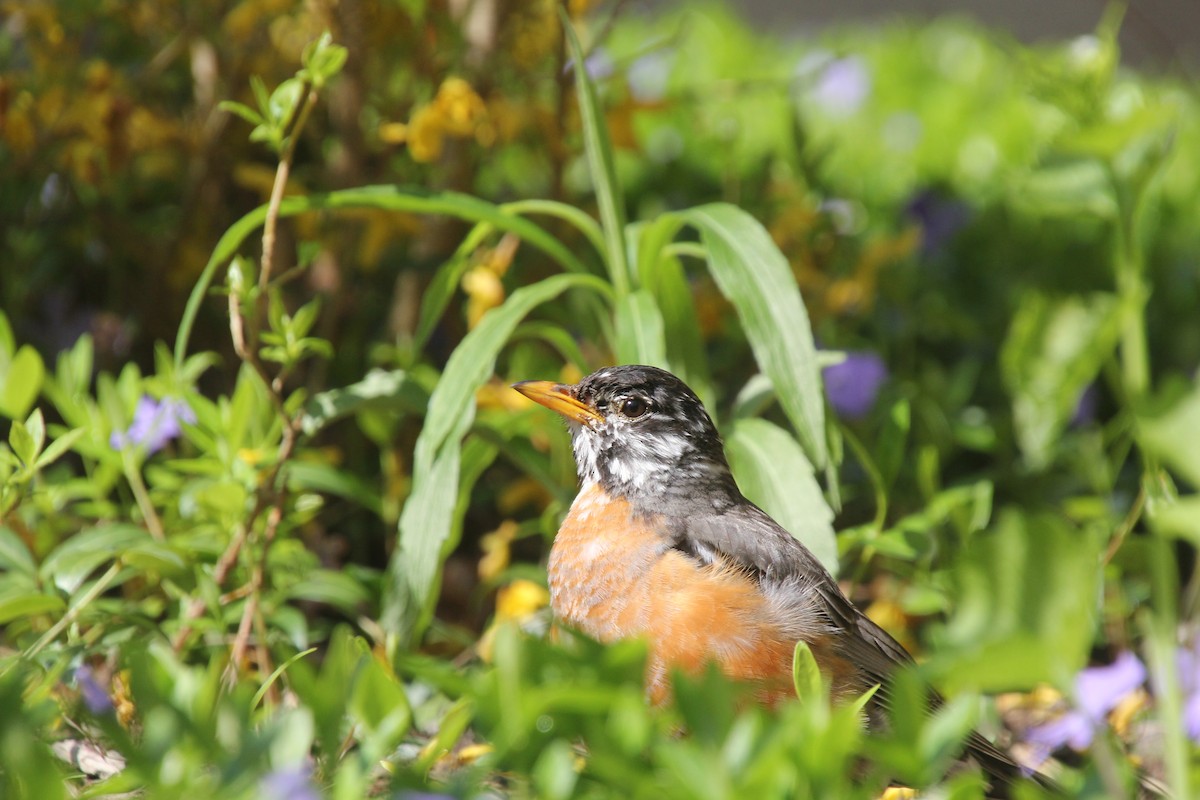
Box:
[2,2,1200,797]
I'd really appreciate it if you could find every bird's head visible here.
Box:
[513,365,735,507]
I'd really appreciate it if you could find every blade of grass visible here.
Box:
[560,9,631,299]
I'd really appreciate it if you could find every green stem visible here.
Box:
[25,562,123,660]
[120,449,164,540]
[1142,539,1190,799]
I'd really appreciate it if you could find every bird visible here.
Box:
[513,364,1052,796]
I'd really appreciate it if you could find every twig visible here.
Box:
[173,82,318,654]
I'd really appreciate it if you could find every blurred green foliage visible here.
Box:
[2,0,1200,797]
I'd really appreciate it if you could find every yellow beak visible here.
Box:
[511,380,605,425]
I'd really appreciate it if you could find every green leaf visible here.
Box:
[8,420,34,467]
[1013,159,1116,219]
[725,418,837,572]
[218,100,265,126]
[792,641,824,702]
[876,399,911,491]
[0,526,36,576]
[533,738,580,800]
[286,461,384,518]
[1001,292,1121,468]
[285,569,371,614]
[383,273,611,649]
[675,204,828,470]
[349,654,411,760]
[0,345,45,419]
[39,524,149,594]
[300,369,427,438]
[561,9,630,297]
[0,590,65,625]
[24,408,45,462]
[34,427,85,470]
[1139,378,1200,489]
[1148,494,1200,546]
[123,540,188,576]
[613,289,667,367]
[0,310,13,356]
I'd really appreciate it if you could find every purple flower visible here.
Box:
[75,665,114,714]
[904,189,971,258]
[1026,651,1146,761]
[581,48,614,81]
[260,766,321,800]
[1069,384,1099,428]
[822,351,888,420]
[811,56,870,116]
[627,50,673,103]
[1076,650,1146,721]
[1177,636,1200,741]
[110,395,196,454]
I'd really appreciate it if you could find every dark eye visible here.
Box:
[620,396,649,418]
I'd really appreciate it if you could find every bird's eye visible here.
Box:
[620,396,649,418]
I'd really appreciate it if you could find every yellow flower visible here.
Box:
[406,103,445,163]
[462,265,504,328]
[496,579,550,621]
[478,579,551,662]
[478,520,519,583]
[434,77,486,137]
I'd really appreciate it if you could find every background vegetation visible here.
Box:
[2,1,1199,797]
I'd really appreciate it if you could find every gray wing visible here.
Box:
[667,501,913,691]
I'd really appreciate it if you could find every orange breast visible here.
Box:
[548,484,806,703]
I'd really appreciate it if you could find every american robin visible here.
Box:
[514,364,1051,796]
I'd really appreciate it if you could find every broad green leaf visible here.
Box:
[1148,494,1200,546]
[34,427,85,470]
[300,369,426,437]
[0,345,45,419]
[287,461,384,518]
[1001,292,1121,468]
[123,540,188,577]
[0,526,36,576]
[1012,159,1116,219]
[285,569,371,614]
[383,271,609,649]
[24,408,45,462]
[0,590,65,625]
[725,418,837,572]
[533,738,579,800]
[613,289,667,367]
[675,204,828,470]
[8,419,34,467]
[349,654,411,755]
[1139,377,1200,489]
[39,524,149,594]
[561,9,630,297]
[931,509,1101,692]
[175,186,597,370]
